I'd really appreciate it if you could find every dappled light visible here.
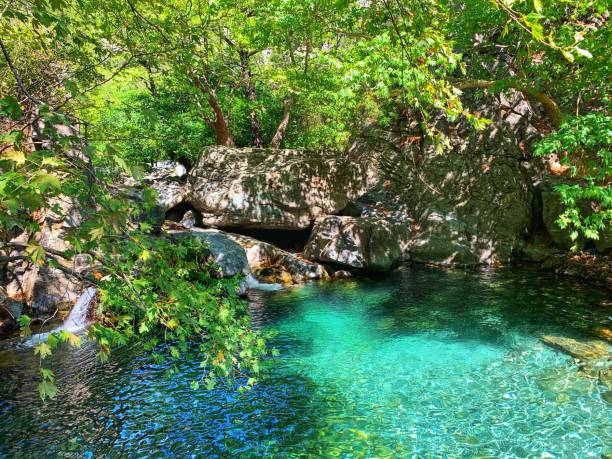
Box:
[0,0,609,456]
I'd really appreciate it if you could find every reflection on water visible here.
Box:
[0,265,610,458]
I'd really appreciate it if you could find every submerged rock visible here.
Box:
[541,335,610,361]
[590,326,612,343]
[303,215,411,271]
[187,146,368,229]
[599,367,612,390]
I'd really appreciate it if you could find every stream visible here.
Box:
[0,265,610,458]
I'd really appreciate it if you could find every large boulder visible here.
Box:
[125,160,188,227]
[349,89,539,266]
[5,198,92,313]
[187,146,368,229]
[303,216,412,271]
[146,161,188,214]
[168,228,250,278]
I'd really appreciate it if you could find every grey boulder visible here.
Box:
[303,216,412,271]
[187,146,368,229]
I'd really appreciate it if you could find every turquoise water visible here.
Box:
[0,266,610,457]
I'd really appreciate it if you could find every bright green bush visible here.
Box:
[534,112,611,244]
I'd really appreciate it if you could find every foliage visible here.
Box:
[534,112,611,244]
[93,237,267,391]
[87,83,212,166]
[0,0,610,400]
[1,0,269,400]
[452,0,610,112]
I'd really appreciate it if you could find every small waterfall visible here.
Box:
[246,274,283,291]
[24,287,97,347]
[62,287,97,332]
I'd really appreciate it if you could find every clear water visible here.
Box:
[0,265,610,458]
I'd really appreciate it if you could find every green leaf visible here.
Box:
[38,380,58,401]
[25,243,46,265]
[0,96,23,120]
[34,342,52,359]
[2,150,26,166]
[112,154,131,175]
[18,315,31,328]
[2,199,19,214]
[89,226,105,241]
[40,367,55,381]
[33,173,61,192]
[41,156,64,167]
[561,50,575,62]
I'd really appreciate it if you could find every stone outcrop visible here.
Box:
[125,160,188,227]
[303,216,412,271]
[187,146,368,229]
[147,161,188,214]
[4,195,91,314]
[224,232,327,282]
[541,335,609,362]
[348,90,540,266]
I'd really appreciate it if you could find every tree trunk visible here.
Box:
[207,93,235,147]
[192,74,235,147]
[140,59,157,96]
[270,97,293,149]
[239,52,263,147]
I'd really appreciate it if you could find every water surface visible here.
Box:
[1,265,610,458]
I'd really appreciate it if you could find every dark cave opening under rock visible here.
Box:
[165,202,203,227]
[164,203,313,252]
[218,225,313,253]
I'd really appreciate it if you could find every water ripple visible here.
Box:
[0,265,610,458]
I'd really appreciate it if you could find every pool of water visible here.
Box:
[0,265,610,458]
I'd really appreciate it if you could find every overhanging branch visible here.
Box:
[455,79,562,128]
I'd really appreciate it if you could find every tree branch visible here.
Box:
[0,37,41,104]
[455,79,562,128]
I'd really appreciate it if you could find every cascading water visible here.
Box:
[24,287,97,346]
[245,274,284,291]
[62,287,97,332]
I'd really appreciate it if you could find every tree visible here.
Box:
[1,0,267,399]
